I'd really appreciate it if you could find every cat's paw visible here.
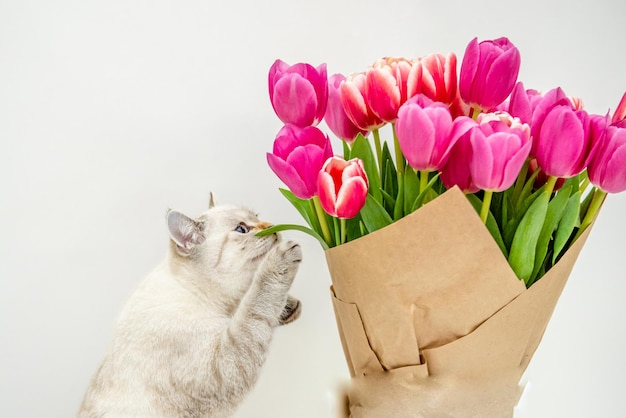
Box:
[278,240,302,264]
[264,240,302,281]
[278,295,301,325]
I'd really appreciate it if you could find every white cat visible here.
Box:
[78,199,302,417]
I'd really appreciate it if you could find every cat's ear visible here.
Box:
[209,192,216,209]
[166,210,206,256]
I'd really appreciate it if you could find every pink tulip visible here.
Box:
[459,37,521,111]
[529,87,573,157]
[612,92,626,125]
[339,71,385,131]
[440,121,480,194]
[317,157,369,219]
[268,59,328,127]
[588,124,626,193]
[364,57,421,122]
[416,53,458,105]
[506,82,542,125]
[533,105,597,178]
[396,94,465,172]
[324,74,368,143]
[267,124,334,199]
[469,112,532,191]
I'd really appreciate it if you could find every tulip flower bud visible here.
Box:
[317,157,369,219]
[469,112,532,192]
[612,92,626,124]
[365,57,421,122]
[267,124,334,199]
[507,82,542,125]
[268,59,328,127]
[324,74,368,143]
[588,124,626,193]
[534,106,596,178]
[440,117,480,194]
[416,53,458,105]
[459,37,521,111]
[339,72,385,131]
[396,94,459,172]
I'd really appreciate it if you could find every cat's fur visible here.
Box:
[78,200,302,418]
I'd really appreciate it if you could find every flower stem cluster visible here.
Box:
[263,37,626,287]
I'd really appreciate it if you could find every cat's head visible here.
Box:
[165,197,278,279]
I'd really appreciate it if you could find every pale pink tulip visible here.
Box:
[317,157,368,219]
[324,74,368,143]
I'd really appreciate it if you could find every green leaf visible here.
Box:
[256,224,329,250]
[351,134,381,202]
[508,191,550,285]
[403,168,420,216]
[503,185,545,248]
[360,194,393,233]
[466,193,508,258]
[381,142,397,202]
[410,173,441,212]
[393,174,404,220]
[552,191,581,264]
[342,140,351,160]
[529,185,572,283]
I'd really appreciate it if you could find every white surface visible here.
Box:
[1,1,625,417]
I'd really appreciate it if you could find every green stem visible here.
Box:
[372,129,383,176]
[312,197,333,247]
[340,218,347,245]
[512,158,530,206]
[392,123,405,175]
[419,171,429,194]
[574,188,607,241]
[333,217,340,247]
[544,175,558,196]
[480,190,493,224]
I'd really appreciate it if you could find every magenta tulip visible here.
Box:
[324,74,368,143]
[339,71,385,131]
[459,37,521,111]
[268,59,328,127]
[416,53,458,105]
[469,112,531,191]
[317,157,368,219]
[440,121,480,194]
[588,124,626,193]
[267,124,333,199]
[612,92,626,124]
[529,87,573,157]
[506,82,542,125]
[365,57,421,122]
[396,95,463,172]
[533,106,596,178]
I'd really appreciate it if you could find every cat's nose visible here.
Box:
[256,221,273,231]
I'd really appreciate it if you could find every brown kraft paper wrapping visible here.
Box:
[325,186,592,417]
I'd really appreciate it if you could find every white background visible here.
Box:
[1,0,625,417]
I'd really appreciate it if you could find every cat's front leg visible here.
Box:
[243,239,302,325]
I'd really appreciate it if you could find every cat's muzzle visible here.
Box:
[278,296,301,325]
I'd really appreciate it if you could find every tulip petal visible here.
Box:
[336,177,368,219]
[459,37,480,103]
[317,171,338,216]
[267,153,311,199]
[482,47,521,109]
[536,107,585,177]
[366,68,401,122]
[272,74,318,126]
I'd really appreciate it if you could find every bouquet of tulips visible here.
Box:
[262,36,626,417]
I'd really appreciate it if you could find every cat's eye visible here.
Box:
[235,223,249,234]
